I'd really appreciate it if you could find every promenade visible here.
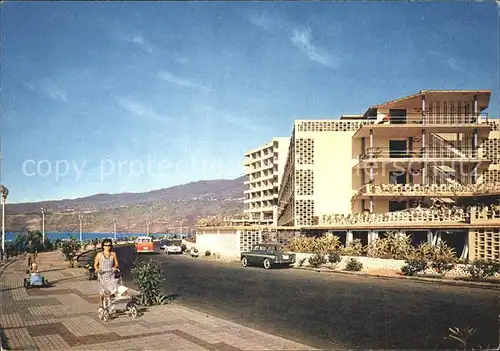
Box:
[0,251,315,351]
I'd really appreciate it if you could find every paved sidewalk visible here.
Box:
[0,251,316,351]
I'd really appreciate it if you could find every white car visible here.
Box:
[162,240,183,254]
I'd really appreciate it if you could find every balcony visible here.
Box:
[353,182,500,199]
[317,207,469,226]
[470,206,500,224]
[355,147,489,169]
[352,113,491,138]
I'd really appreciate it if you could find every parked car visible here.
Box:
[240,244,296,269]
[161,239,182,254]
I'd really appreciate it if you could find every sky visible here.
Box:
[1,2,499,203]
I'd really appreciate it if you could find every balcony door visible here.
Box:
[389,109,407,124]
[389,200,407,212]
[389,171,407,185]
[389,140,407,158]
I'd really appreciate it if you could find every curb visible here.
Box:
[293,266,500,290]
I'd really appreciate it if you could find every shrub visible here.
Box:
[367,232,413,260]
[60,240,81,261]
[181,243,187,252]
[205,250,211,256]
[341,239,363,256]
[131,259,169,306]
[287,234,341,254]
[345,258,363,271]
[308,254,327,268]
[298,257,306,267]
[328,252,342,268]
[444,326,492,350]
[467,259,500,281]
[401,258,428,276]
[431,259,455,276]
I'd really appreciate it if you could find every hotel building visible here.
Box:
[197,90,499,262]
[243,137,290,226]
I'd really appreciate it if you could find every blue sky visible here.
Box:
[2,2,498,203]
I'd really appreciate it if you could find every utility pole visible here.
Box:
[41,207,46,244]
[146,220,150,236]
[79,214,83,243]
[113,218,117,241]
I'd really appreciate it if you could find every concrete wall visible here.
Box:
[195,230,240,260]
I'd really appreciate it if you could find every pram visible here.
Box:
[97,269,138,322]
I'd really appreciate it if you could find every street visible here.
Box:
[128,251,499,349]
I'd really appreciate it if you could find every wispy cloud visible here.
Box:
[42,82,68,103]
[24,80,68,103]
[127,34,153,53]
[248,12,273,30]
[158,71,211,93]
[290,28,338,69]
[428,50,474,78]
[115,97,170,122]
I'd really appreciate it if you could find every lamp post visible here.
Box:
[0,185,8,260]
[41,207,46,244]
[79,214,83,243]
[146,220,150,236]
[113,218,118,241]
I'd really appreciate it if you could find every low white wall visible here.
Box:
[196,232,240,260]
[291,252,500,277]
[292,252,404,271]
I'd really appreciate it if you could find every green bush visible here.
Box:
[181,243,187,252]
[467,259,500,281]
[341,239,363,256]
[298,257,306,267]
[344,258,363,271]
[60,240,81,261]
[205,250,211,256]
[328,252,342,264]
[431,259,455,276]
[367,232,413,260]
[401,258,428,276]
[131,259,169,306]
[308,254,327,268]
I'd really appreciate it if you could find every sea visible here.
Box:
[5,232,185,242]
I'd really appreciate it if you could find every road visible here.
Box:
[126,250,499,349]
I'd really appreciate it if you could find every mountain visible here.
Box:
[5,177,245,233]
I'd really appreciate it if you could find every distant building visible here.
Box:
[243,137,290,226]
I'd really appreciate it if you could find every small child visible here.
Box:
[30,263,40,274]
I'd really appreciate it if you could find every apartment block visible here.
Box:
[244,137,290,225]
[277,119,370,226]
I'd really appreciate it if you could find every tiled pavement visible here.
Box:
[0,251,316,351]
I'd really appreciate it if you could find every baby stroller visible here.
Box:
[97,269,138,322]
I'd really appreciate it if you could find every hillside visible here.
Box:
[5,177,245,233]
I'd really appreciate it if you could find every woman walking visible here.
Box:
[94,238,120,307]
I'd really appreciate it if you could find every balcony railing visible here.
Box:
[470,206,500,224]
[354,182,500,198]
[319,208,469,226]
[359,147,481,161]
[373,113,489,125]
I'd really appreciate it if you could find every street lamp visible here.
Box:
[41,207,46,243]
[113,218,118,241]
[0,185,8,260]
[146,220,150,236]
[79,214,83,243]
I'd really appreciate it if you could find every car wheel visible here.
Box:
[241,257,248,267]
[263,258,271,270]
